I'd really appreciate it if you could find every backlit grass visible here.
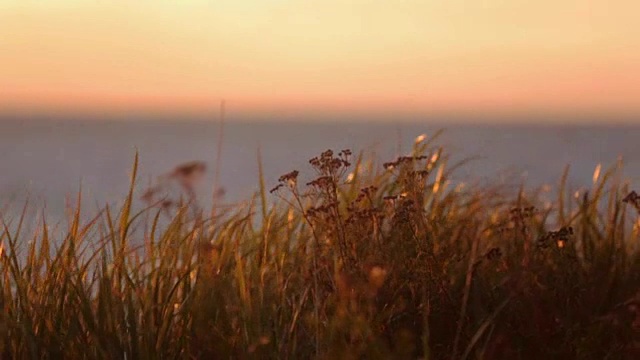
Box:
[1,133,640,359]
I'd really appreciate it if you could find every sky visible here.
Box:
[1,0,639,120]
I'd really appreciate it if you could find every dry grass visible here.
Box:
[1,133,640,359]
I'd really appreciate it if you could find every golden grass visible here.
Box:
[1,133,640,359]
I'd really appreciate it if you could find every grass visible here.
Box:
[1,132,640,359]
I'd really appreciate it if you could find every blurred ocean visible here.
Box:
[2,118,640,227]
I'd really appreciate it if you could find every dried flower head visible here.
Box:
[278,170,299,188]
[170,161,206,180]
[537,226,574,249]
[623,190,640,213]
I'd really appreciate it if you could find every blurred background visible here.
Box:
[1,0,639,224]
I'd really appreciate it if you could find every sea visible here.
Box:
[2,117,640,231]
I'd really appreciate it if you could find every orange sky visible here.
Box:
[1,1,639,120]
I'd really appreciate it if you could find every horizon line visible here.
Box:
[1,109,639,125]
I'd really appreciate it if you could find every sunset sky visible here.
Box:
[1,0,639,120]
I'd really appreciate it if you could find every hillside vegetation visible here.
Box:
[1,133,639,359]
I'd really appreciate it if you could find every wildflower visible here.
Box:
[623,191,640,213]
[141,186,159,202]
[537,226,573,249]
[170,161,206,180]
[339,149,352,157]
[278,170,299,188]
